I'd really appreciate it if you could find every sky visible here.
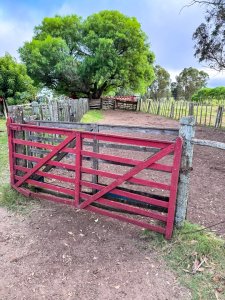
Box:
[0,0,224,87]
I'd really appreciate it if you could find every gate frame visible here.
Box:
[7,106,196,237]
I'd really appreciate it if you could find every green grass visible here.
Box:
[143,222,225,300]
[0,184,39,213]
[0,118,9,187]
[0,118,37,212]
[81,109,103,123]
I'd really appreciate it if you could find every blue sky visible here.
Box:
[0,0,224,87]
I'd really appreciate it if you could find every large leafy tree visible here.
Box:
[175,67,209,100]
[19,11,155,99]
[0,54,36,109]
[148,65,170,100]
[192,0,225,70]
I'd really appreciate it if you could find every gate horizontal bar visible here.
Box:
[80,181,169,208]
[13,138,75,154]
[15,176,75,196]
[85,205,166,234]
[81,150,173,173]
[14,153,76,171]
[81,167,171,190]
[15,165,75,183]
[80,192,167,222]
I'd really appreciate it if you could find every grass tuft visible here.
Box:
[0,184,38,213]
[143,222,225,300]
[81,110,103,123]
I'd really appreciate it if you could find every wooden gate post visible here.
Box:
[9,106,27,175]
[175,116,195,227]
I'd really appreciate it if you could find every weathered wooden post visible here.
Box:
[215,105,224,128]
[188,102,194,116]
[175,116,195,227]
[92,124,99,193]
[31,101,39,119]
[8,106,27,174]
[170,103,175,118]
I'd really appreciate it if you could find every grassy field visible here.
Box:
[81,109,103,123]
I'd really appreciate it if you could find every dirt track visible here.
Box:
[98,110,225,237]
[1,109,224,299]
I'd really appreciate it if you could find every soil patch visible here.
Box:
[98,110,225,237]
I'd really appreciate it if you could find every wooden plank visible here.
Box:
[13,138,75,153]
[82,132,172,148]
[15,176,74,196]
[80,193,167,222]
[175,116,195,227]
[192,138,225,150]
[75,132,82,206]
[14,165,75,183]
[165,137,182,239]
[31,121,179,136]
[81,167,171,190]
[81,150,173,172]
[14,153,76,171]
[80,180,169,208]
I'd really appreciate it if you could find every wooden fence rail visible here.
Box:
[8,97,89,123]
[140,99,225,128]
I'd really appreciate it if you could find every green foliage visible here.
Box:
[145,222,225,300]
[19,11,155,99]
[192,86,225,102]
[80,110,103,123]
[193,0,225,71]
[0,54,36,106]
[175,67,209,101]
[148,65,170,100]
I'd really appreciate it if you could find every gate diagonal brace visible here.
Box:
[15,134,76,188]
[79,143,175,209]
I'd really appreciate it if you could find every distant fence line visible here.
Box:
[8,97,89,122]
[139,99,225,128]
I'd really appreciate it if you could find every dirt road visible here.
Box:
[1,109,224,300]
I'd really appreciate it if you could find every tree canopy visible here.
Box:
[175,67,209,100]
[148,65,170,100]
[192,86,225,101]
[19,11,155,99]
[0,54,36,106]
[192,0,225,71]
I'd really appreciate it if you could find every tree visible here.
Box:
[148,65,170,100]
[19,11,155,99]
[0,54,36,111]
[175,67,209,100]
[171,82,179,100]
[192,0,225,70]
[192,86,225,101]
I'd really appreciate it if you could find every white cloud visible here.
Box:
[0,17,34,59]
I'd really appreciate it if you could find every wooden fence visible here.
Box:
[139,99,225,128]
[8,97,89,123]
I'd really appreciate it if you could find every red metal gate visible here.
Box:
[7,118,182,239]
